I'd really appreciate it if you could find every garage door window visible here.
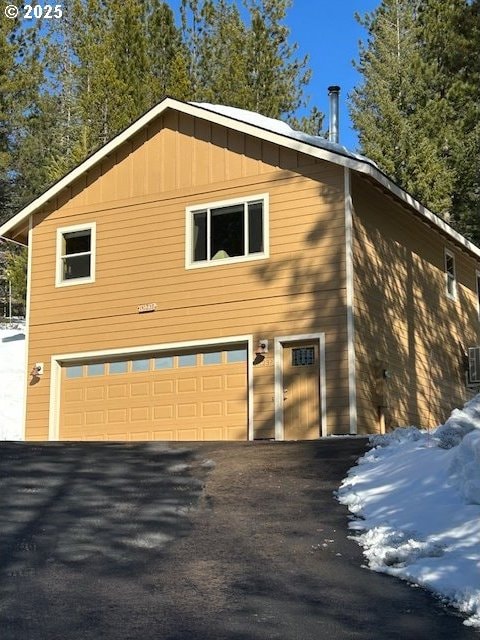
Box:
[87,363,105,376]
[203,352,222,365]
[132,359,150,372]
[109,361,128,374]
[227,349,247,362]
[179,354,196,367]
[66,365,83,378]
[155,356,174,369]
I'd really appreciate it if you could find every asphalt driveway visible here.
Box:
[0,439,476,640]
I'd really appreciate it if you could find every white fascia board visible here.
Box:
[1,97,479,261]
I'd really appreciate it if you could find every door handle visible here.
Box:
[283,388,288,401]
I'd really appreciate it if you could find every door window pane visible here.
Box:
[292,347,315,366]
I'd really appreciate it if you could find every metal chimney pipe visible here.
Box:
[328,85,340,144]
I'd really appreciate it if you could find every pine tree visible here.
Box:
[350,0,456,217]
[146,1,192,102]
[351,0,480,232]
[243,0,312,120]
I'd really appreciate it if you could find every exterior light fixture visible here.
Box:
[254,340,268,356]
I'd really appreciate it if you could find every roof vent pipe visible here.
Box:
[328,85,340,144]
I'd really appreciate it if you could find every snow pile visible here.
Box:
[0,326,25,440]
[338,398,480,628]
[435,394,480,449]
[192,102,377,167]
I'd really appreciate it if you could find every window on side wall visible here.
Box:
[186,194,268,268]
[56,223,96,287]
[444,249,457,300]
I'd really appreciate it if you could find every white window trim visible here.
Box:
[185,193,269,269]
[55,222,96,287]
[444,248,457,300]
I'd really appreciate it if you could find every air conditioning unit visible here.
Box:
[468,347,480,385]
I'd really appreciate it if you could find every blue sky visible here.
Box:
[169,0,381,150]
[287,0,380,150]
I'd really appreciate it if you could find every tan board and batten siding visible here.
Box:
[352,173,479,432]
[26,110,349,440]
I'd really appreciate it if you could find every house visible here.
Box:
[1,97,479,442]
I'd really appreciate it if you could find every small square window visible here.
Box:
[56,224,96,286]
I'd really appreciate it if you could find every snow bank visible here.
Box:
[338,396,480,628]
[0,326,26,440]
[435,394,480,449]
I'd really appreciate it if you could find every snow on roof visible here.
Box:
[192,102,377,168]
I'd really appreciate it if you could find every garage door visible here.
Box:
[60,346,248,441]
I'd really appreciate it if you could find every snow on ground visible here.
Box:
[0,325,25,440]
[338,396,480,628]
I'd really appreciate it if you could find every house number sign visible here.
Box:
[137,303,157,313]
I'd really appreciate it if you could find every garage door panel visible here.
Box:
[202,401,223,417]
[61,346,248,441]
[202,427,223,439]
[130,407,150,422]
[85,411,104,425]
[177,403,197,418]
[177,428,198,440]
[108,384,128,399]
[153,405,174,420]
[130,382,150,397]
[177,378,197,393]
[63,412,83,427]
[65,388,84,403]
[153,380,174,394]
[201,375,223,391]
[107,409,128,424]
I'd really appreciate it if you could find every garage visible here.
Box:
[60,345,248,441]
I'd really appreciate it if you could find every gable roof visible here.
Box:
[1,96,479,260]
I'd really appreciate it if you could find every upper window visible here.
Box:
[56,223,96,287]
[444,249,457,300]
[186,194,268,268]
